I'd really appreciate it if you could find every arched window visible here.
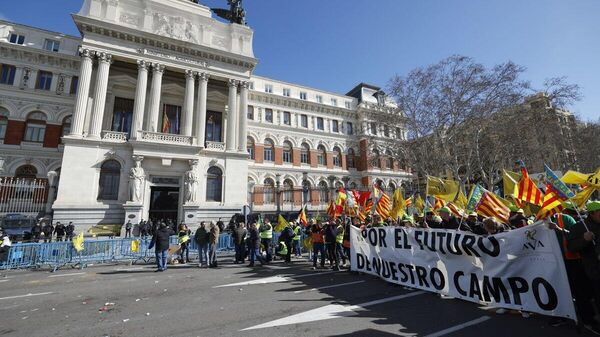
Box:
[15,164,38,179]
[347,148,355,169]
[0,106,8,141]
[264,178,275,204]
[318,180,329,203]
[282,141,292,163]
[317,145,326,166]
[61,115,72,138]
[300,142,310,164]
[206,166,223,202]
[283,179,294,202]
[333,146,342,167]
[24,111,47,143]
[247,137,255,160]
[372,149,380,168]
[98,160,121,200]
[264,138,274,162]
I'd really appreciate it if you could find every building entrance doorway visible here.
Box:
[149,186,179,224]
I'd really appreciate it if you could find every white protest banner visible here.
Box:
[350,222,576,320]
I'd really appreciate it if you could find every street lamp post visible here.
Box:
[327,175,337,203]
[302,171,308,208]
[275,173,281,214]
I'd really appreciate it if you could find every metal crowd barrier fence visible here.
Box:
[0,231,308,272]
[0,233,238,272]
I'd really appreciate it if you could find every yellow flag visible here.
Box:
[275,214,288,232]
[73,233,84,252]
[131,239,139,253]
[503,170,520,198]
[455,189,469,210]
[426,176,459,202]
[390,188,406,221]
[572,186,595,208]
[415,195,425,212]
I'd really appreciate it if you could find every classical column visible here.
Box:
[238,81,249,152]
[226,79,238,151]
[130,60,149,140]
[147,63,165,133]
[182,70,196,137]
[194,73,209,146]
[88,52,112,139]
[70,48,94,137]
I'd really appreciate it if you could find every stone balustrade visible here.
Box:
[138,131,194,146]
[101,130,128,142]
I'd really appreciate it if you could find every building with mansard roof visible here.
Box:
[0,0,410,231]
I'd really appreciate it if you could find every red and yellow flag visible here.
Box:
[375,189,391,219]
[517,166,544,206]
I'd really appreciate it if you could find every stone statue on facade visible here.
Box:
[184,160,200,204]
[129,156,145,203]
[210,0,246,25]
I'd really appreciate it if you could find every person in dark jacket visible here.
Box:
[278,223,294,263]
[54,222,66,242]
[150,223,174,272]
[31,222,42,242]
[323,222,339,270]
[567,201,600,335]
[195,222,210,268]
[247,223,265,267]
[65,222,75,241]
[439,207,472,232]
[233,222,247,264]
[42,222,54,243]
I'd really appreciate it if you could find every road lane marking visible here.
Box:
[48,272,86,278]
[214,270,341,288]
[423,316,491,337]
[0,292,53,300]
[0,279,9,283]
[241,291,426,330]
[293,280,365,294]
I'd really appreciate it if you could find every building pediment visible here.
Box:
[74,0,257,72]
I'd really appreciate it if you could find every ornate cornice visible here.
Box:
[249,91,358,120]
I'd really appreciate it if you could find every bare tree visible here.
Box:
[385,55,529,185]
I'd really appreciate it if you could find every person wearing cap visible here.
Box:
[508,206,528,229]
[438,207,472,232]
[401,214,415,227]
[421,208,434,228]
[549,212,598,330]
[467,212,485,235]
[567,200,600,335]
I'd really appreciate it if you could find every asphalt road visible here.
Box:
[0,256,587,337]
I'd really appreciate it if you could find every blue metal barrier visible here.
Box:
[0,232,241,271]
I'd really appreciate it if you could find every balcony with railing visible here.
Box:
[101,130,128,143]
[204,141,226,152]
[137,131,194,146]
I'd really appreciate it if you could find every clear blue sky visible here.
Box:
[2,0,598,120]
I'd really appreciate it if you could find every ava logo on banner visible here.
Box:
[350,223,576,320]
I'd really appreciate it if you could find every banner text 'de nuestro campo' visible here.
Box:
[350,224,576,320]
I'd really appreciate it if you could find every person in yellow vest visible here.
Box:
[177,223,191,264]
[259,217,273,263]
[292,222,302,258]
[335,220,346,267]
